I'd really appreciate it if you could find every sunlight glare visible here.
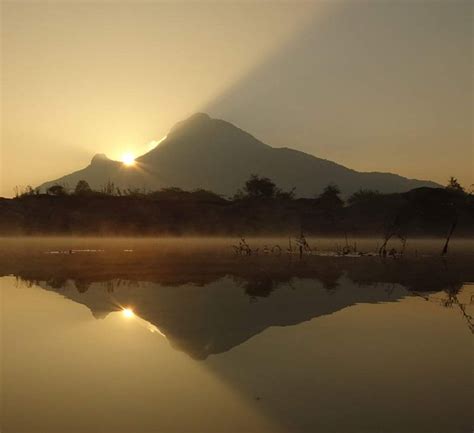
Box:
[122,308,135,318]
[121,153,135,166]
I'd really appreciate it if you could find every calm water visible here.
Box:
[1,238,473,433]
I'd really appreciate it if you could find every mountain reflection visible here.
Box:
[3,248,472,359]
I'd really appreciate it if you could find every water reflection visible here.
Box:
[3,249,473,359]
[1,240,473,433]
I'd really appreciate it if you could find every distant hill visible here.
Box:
[39,113,439,196]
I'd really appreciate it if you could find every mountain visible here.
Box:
[39,113,440,196]
[35,277,411,360]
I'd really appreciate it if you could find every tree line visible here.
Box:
[13,174,471,205]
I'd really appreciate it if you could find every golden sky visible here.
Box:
[1,0,472,197]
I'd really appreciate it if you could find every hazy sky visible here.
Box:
[1,0,472,197]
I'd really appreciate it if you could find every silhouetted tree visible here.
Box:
[47,184,67,196]
[74,280,91,293]
[318,184,344,210]
[276,187,296,201]
[14,185,38,197]
[101,181,117,195]
[74,180,92,195]
[348,189,381,206]
[243,175,277,199]
[243,276,275,298]
[446,177,464,193]
[124,187,143,197]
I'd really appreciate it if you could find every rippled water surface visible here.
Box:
[1,238,473,433]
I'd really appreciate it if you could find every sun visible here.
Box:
[122,308,135,318]
[121,153,135,166]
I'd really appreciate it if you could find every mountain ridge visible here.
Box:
[39,113,440,196]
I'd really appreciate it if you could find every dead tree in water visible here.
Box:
[441,217,458,256]
[379,217,406,257]
[295,232,311,258]
[340,231,358,255]
[379,232,406,257]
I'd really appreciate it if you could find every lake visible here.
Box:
[1,238,473,433]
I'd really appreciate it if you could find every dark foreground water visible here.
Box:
[1,238,473,433]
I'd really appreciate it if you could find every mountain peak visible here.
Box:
[138,112,270,168]
[188,112,211,121]
[168,112,212,136]
[91,153,110,164]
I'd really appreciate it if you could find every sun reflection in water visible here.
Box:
[119,307,167,337]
